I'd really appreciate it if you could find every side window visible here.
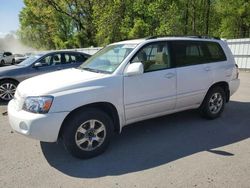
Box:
[171,41,227,67]
[74,54,87,63]
[131,42,171,72]
[4,52,12,56]
[65,53,87,63]
[171,41,210,67]
[52,54,62,65]
[39,55,53,66]
[64,54,71,63]
[206,42,227,62]
[38,54,62,66]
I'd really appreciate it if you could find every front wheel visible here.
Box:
[11,59,15,65]
[0,80,18,102]
[62,108,113,159]
[200,87,226,119]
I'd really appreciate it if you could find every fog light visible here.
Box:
[19,122,28,131]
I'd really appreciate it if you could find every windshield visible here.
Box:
[16,54,43,66]
[79,44,137,73]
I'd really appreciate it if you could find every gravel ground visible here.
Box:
[0,72,250,188]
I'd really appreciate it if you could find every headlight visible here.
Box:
[22,96,54,114]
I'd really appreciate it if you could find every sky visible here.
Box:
[0,0,24,37]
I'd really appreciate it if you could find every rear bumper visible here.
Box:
[229,78,240,96]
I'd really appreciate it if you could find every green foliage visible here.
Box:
[18,0,250,49]
[215,0,250,38]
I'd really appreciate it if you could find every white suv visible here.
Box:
[8,36,240,158]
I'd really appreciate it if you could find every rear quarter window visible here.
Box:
[206,42,227,62]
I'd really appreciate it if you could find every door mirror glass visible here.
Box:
[33,62,42,68]
[124,62,144,76]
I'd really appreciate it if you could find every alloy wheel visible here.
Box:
[0,82,17,101]
[208,92,223,114]
[75,119,106,151]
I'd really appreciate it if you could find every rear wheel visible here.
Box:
[200,87,226,119]
[62,108,113,159]
[0,80,18,102]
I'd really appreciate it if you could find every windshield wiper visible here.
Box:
[81,67,109,74]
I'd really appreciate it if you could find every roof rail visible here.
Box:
[146,35,221,40]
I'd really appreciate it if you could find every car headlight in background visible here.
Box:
[22,96,54,114]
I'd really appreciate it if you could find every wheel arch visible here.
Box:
[58,102,121,139]
[205,81,230,103]
[0,78,19,85]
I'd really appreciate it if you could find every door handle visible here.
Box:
[165,73,175,79]
[204,66,211,71]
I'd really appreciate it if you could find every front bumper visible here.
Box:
[229,78,240,96]
[8,100,68,142]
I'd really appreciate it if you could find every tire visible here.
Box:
[200,87,226,119]
[0,60,5,66]
[11,59,15,65]
[0,79,18,102]
[62,108,113,159]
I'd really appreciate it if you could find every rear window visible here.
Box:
[170,41,227,67]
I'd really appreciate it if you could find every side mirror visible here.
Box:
[33,62,42,68]
[124,62,144,76]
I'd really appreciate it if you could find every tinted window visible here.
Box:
[206,42,226,61]
[170,41,226,67]
[74,54,87,62]
[131,42,172,72]
[4,52,12,56]
[170,41,208,67]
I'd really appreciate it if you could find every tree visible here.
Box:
[18,0,250,49]
[216,0,250,38]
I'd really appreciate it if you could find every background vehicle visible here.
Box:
[0,52,14,66]
[8,36,240,159]
[0,51,90,101]
[13,54,28,64]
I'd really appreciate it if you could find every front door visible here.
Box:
[124,41,176,124]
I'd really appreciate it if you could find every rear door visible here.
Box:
[169,40,212,109]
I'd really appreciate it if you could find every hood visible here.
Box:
[0,65,24,77]
[17,68,107,97]
[0,65,23,72]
